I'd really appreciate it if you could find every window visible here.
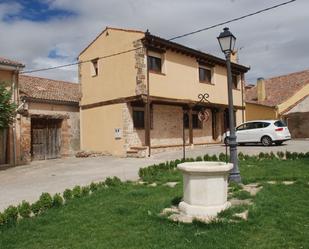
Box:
[199,67,212,83]
[184,113,202,129]
[132,107,153,129]
[192,114,203,129]
[274,120,287,127]
[133,110,144,129]
[148,56,162,73]
[232,74,239,89]
[91,59,99,77]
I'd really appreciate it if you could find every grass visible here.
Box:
[0,159,309,249]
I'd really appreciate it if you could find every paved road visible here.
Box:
[0,140,308,211]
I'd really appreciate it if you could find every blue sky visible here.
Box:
[0,0,308,83]
[1,0,75,22]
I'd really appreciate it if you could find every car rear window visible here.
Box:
[262,122,271,128]
[274,120,287,127]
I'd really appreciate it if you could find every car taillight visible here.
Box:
[275,127,284,132]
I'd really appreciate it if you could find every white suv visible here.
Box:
[224,120,291,146]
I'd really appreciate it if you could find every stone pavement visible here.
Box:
[0,140,308,211]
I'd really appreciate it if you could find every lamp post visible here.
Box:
[217,27,241,183]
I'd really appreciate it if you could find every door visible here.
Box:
[31,119,62,160]
[0,129,8,164]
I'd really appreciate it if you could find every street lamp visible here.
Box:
[217,27,241,183]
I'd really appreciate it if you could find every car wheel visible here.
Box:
[261,136,272,146]
[275,141,283,146]
[239,143,245,146]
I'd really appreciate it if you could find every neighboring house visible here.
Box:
[246,69,309,138]
[0,57,24,167]
[18,75,81,163]
[79,27,250,157]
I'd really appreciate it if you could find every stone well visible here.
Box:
[177,161,233,218]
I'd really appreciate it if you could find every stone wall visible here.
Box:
[133,40,147,95]
[122,104,144,150]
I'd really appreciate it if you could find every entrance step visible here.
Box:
[126,146,148,158]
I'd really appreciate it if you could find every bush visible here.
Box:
[72,186,82,198]
[4,205,18,224]
[105,177,122,187]
[219,153,226,162]
[203,154,211,161]
[196,156,203,161]
[81,186,90,196]
[63,189,73,202]
[277,151,285,159]
[90,182,98,192]
[286,151,292,160]
[18,201,31,218]
[211,155,218,161]
[291,152,298,160]
[39,193,53,212]
[238,152,245,161]
[258,152,265,159]
[0,212,5,225]
[52,194,64,208]
[270,152,277,160]
[175,159,181,166]
[31,201,41,216]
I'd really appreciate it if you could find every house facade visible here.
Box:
[246,70,309,138]
[79,27,249,157]
[0,57,24,167]
[18,75,81,163]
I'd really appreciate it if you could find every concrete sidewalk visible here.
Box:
[1,140,308,211]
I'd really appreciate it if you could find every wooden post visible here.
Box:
[189,107,193,145]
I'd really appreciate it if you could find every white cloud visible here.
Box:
[0,0,307,83]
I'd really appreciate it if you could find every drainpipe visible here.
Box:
[12,69,18,166]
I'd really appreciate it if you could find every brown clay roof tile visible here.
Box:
[245,69,309,107]
[19,75,80,104]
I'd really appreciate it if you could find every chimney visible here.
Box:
[230,51,238,63]
[257,77,266,102]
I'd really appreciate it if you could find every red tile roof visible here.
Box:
[246,69,309,107]
[19,75,80,104]
[0,57,24,67]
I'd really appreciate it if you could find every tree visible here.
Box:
[0,84,16,129]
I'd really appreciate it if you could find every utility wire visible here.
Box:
[20,0,296,74]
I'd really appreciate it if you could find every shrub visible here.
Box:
[4,205,18,224]
[196,156,203,161]
[52,194,64,208]
[286,151,292,160]
[31,201,41,216]
[175,159,181,166]
[211,155,218,161]
[63,189,73,202]
[291,152,298,160]
[18,201,31,218]
[90,182,98,192]
[305,152,309,159]
[81,186,90,196]
[270,152,277,160]
[0,212,5,225]
[169,160,176,169]
[105,177,122,187]
[219,153,226,162]
[298,152,305,159]
[203,154,211,161]
[238,152,245,161]
[258,152,265,159]
[277,151,285,159]
[72,186,82,198]
[39,193,53,212]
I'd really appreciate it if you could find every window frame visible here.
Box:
[198,65,213,84]
[91,58,99,77]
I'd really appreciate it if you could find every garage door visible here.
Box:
[31,119,62,160]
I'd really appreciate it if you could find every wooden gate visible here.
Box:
[31,119,62,160]
[0,129,8,165]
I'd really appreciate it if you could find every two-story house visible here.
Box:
[0,57,24,167]
[79,27,250,157]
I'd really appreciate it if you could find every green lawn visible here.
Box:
[1,159,309,249]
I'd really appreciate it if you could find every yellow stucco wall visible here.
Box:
[245,103,277,121]
[0,70,13,86]
[79,29,144,106]
[81,104,125,156]
[278,84,309,114]
[149,51,244,107]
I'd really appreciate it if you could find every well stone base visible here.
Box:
[179,200,231,218]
